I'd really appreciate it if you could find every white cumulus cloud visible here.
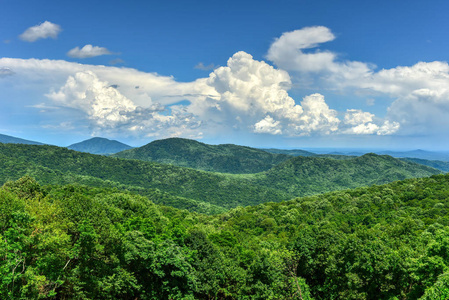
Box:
[254,115,282,135]
[343,109,399,135]
[266,26,449,137]
[267,26,336,73]
[266,26,372,81]
[6,24,449,142]
[19,21,62,42]
[377,121,400,135]
[291,93,340,135]
[190,52,344,136]
[0,53,393,139]
[344,109,375,126]
[46,71,137,128]
[67,45,113,58]
[45,70,202,137]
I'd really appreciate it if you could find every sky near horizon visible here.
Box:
[1,0,449,149]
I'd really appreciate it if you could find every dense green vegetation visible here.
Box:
[0,143,290,211]
[0,143,440,213]
[400,157,449,172]
[68,137,133,155]
[113,138,292,174]
[256,153,441,196]
[259,148,316,157]
[3,174,449,299]
[0,140,448,299]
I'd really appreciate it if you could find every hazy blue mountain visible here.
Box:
[259,148,316,157]
[68,137,133,155]
[113,137,293,173]
[300,148,449,162]
[378,149,449,161]
[0,133,44,145]
[400,157,449,172]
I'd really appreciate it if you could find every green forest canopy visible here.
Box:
[0,143,440,213]
[112,137,293,174]
[2,174,449,299]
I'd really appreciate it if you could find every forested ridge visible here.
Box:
[0,143,440,212]
[68,137,133,155]
[112,138,293,174]
[400,157,449,172]
[2,174,449,299]
[1,142,448,298]
[0,143,290,211]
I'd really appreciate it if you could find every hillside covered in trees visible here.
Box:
[0,143,440,212]
[113,138,293,174]
[2,174,449,299]
[1,142,447,298]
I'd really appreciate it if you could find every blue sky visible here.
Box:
[1,0,449,149]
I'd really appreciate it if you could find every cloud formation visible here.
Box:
[109,58,125,65]
[267,26,336,73]
[46,71,136,127]
[266,26,449,136]
[194,62,215,71]
[3,24,449,144]
[19,21,62,42]
[0,57,201,107]
[45,70,202,137]
[266,26,372,83]
[254,115,282,135]
[67,45,113,58]
[0,52,398,140]
[192,52,380,137]
[0,68,14,77]
[343,109,399,135]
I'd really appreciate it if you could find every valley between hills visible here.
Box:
[1,134,449,299]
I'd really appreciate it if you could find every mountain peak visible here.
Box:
[68,137,133,155]
[113,137,292,173]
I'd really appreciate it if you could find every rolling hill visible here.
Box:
[399,157,449,172]
[68,137,133,154]
[0,133,44,145]
[113,137,292,173]
[0,143,290,210]
[259,147,316,157]
[256,153,441,196]
[0,144,441,212]
[379,149,449,161]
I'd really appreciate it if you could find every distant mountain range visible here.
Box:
[0,143,440,212]
[113,137,293,173]
[67,137,133,155]
[377,149,449,162]
[2,132,449,169]
[0,133,44,145]
[307,148,449,162]
[399,157,449,173]
[259,148,316,157]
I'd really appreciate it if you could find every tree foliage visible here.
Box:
[0,144,440,213]
[112,137,293,174]
[2,174,449,298]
